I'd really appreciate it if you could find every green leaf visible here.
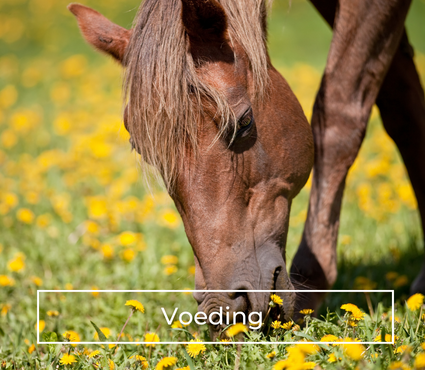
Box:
[183,349,196,370]
[42,332,58,342]
[90,321,108,342]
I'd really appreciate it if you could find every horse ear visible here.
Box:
[68,3,132,65]
[181,0,228,42]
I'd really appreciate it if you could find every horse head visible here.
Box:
[69,0,314,338]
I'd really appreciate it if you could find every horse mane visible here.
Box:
[124,0,270,189]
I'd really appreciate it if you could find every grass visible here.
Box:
[1,0,425,368]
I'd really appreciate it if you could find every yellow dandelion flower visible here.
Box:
[186,339,206,358]
[28,344,36,354]
[60,354,77,365]
[273,360,288,370]
[156,356,177,370]
[109,359,115,370]
[271,320,281,330]
[101,243,114,259]
[176,367,190,370]
[93,327,110,340]
[374,334,398,342]
[88,350,100,358]
[47,310,59,317]
[299,309,314,315]
[220,339,231,344]
[31,276,43,286]
[270,294,283,306]
[1,304,12,316]
[266,350,276,359]
[421,342,425,350]
[0,275,15,286]
[125,300,145,313]
[161,255,178,265]
[65,283,73,290]
[164,265,178,275]
[36,320,45,332]
[320,334,339,342]
[296,343,320,355]
[160,209,180,229]
[171,321,182,329]
[303,362,316,369]
[7,255,25,272]
[415,353,425,369]
[63,330,81,344]
[406,293,424,311]
[342,343,365,361]
[122,248,136,262]
[145,332,160,347]
[118,231,140,246]
[188,266,196,275]
[394,345,409,354]
[393,275,409,288]
[281,321,293,330]
[16,208,34,224]
[130,355,149,369]
[340,303,365,320]
[226,323,248,337]
[353,276,377,290]
[328,353,337,363]
[386,272,399,281]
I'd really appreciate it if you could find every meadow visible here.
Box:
[1,0,425,368]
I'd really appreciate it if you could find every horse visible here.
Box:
[68,0,425,337]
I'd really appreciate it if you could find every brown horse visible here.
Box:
[68,0,425,336]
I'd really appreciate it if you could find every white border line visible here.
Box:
[37,289,394,345]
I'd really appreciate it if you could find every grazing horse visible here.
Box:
[68,0,425,335]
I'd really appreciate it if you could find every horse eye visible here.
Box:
[237,112,253,132]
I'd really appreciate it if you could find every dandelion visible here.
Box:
[47,310,59,317]
[60,354,77,365]
[93,327,110,340]
[108,359,115,369]
[220,339,231,344]
[171,321,182,329]
[374,334,397,342]
[320,334,339,342]
[1,304,11,316]
[415,353,425,369]
[145,332,160,347]
[266,350,276,359]
[0,275,15,286]
[394,345,409,354]
[342,343,365,361]
[188,266,196,275]
[16,208,34,224]
[164,265,178,275]
[161,255,178,265]
[7,254,25,272]
[36,320,45,332]
[393,275,409,288]
[122,248,136,262]
[226,323,248,337]
[118,231,138,246]
[28,344,36,354]
[101,243,114,259]
[270,294,283,306]
[299,309,314,315]
[160,209,180,229]
[30,276,42,286]
[406,293,424,311]
[281,321,292,330]
[176,367,190,370]
[186,339,206,357]
[63,330,81,343]
[130,355,148,369]
[273,360,288,370]
[88,350,100,358]
[156,356,177,370]
[328,353,337,363]
[125,299,145,313]
[341,303,365,321]
[271,320,281,330]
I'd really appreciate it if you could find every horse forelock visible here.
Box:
[124,0,271,189]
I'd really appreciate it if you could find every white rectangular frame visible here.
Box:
[37,289,394,345]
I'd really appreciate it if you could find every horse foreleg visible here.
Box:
[290,0,411,312]
[376,31,425,295]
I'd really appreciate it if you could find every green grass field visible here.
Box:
[1,0,425,368]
